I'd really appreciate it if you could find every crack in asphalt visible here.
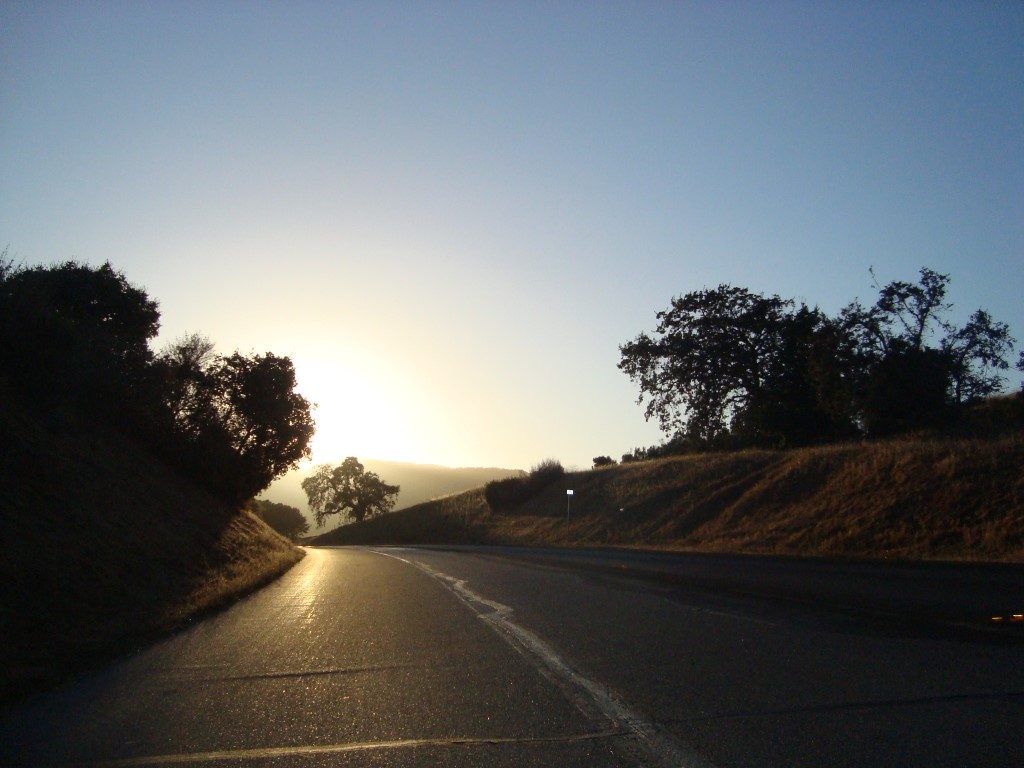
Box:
[87,730,630,766]
[159,662,439,684]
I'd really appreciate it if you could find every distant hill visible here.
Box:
[261,460,524,532]
[309,437,1024,563]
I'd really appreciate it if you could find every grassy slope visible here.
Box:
[0,402,303,702]
[311,437,1024,563]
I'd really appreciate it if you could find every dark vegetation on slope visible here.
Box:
[0,259,313,702]
[483,459,564,511]
[247,498,310,541]
[0,399,302,702]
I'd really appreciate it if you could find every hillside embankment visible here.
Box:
[0,402,303,703]
[311,436,1024,563]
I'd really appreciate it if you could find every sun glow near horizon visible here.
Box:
[294,355,433,467]
[290,350,541,472]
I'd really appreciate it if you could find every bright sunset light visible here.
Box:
[293,355,428,466]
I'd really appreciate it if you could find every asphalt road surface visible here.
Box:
[2,546,1022,767]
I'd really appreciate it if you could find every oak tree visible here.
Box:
[302,458,400,526]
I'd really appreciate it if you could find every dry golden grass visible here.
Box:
[312,436,1024,563]
[160,511,303,628]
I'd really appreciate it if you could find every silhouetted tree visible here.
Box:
[619,286,849,447]
[0,260,160,414]
[1,259,314,507]
[838,268,1015,434]
[861,345,952,436]
[248,499,310,540]
[153,342,314,503]
[208,353,315,504]
[302,458,399,526]
[620,268,1016,446]
[731,306,859,446]
[0,248,16,281]
[592,456,616,468]
[943,309,1015,403]
[155,334,218,438]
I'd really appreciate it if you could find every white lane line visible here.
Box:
[88,731,623,766]
[373,549,717,768]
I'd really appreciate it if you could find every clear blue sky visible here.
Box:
[2,1,1021,469]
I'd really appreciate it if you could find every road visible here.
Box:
[2,545,1022,767]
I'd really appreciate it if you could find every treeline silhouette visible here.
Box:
[0,258,314,509]
[246,499,309,541]
[619,268,1022,460]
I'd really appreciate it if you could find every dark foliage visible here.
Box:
[592,455,616,468]
[938,393,1024,439]
[0,260,161,428]
[860,345,952,436]
[619,268,1017,452]
[621,433,711,463]
[483,476,533,510]
[837,269,1014,434]
[190,352,314,505]
[484,459,565,511]
[247,499,309,540]
[619,286,856,448]
[152,345,313,505]
[530,458,565,483]
[0,260,314,508]
[302,457,400,526]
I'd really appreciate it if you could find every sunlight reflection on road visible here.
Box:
[285,548,326,631]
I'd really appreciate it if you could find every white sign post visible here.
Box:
[566,489,574,523]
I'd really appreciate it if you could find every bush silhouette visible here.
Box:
[529,458,565,483]
[484,477,531,510]
[485,459,565,511]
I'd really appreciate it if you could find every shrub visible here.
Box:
[484,476,532,510]
[593,455,616,468]
[529,458,565,482]
[485,459,565,511]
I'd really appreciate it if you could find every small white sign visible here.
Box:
[566,489,574,495]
